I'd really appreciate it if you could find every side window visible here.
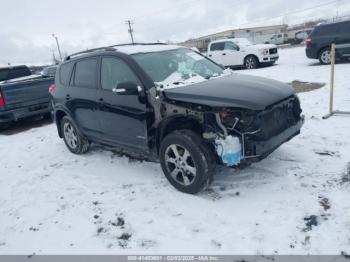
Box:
[224,41,239,51]
[337,22,350,34]
[8,67,31,79]
[48,68,56,76]
[74,58,98,88]
[101,57,141,91]
[60,62,74,86]
[210,42,225,51]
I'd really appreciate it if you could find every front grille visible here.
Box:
[255,96,301,140]
[269,48,278,55]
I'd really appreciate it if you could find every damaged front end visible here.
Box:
[147,85,304,168]
[202,95,304,167]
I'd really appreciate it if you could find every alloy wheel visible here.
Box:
[245,57,256,69]
[63,122,78,149]
[164,144,197,186]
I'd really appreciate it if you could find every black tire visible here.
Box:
[61,116,90,154]
[244,55,259,69]
[318,47,331,65]
[159,130,216,194]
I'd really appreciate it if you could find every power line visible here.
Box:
[157,0,344,40]
[125,20,135,44]
[235,0,342,28]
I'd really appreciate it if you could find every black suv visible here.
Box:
[305,19,350,64]
[50,43,304,194]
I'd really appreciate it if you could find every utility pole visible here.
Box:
[125,20,135,44]
[52,34,63,62]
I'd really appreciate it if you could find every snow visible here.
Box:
[156,69,233,90]
[1,46,350,255]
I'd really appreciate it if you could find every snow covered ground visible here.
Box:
[0,47,349,255]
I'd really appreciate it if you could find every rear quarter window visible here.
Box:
[337,21,350,34]
[59,62,74,86]
[314,24,339,37]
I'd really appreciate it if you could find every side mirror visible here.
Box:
[112,81,141,95]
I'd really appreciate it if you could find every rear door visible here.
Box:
[207,42,225,65]
[96,56,148,150]
[67,58,100,138]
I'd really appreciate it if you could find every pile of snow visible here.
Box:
[0,46,349,255]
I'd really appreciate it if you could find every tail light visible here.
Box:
[0,92,5,107]
[48,84,55,94]
[304,39,312,46]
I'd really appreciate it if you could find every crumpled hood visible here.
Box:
[163,74,294,110]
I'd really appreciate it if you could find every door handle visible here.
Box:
[99,98,104,102]
[208,54,212,57]
[222,53,226,56]
[66,94,71,100]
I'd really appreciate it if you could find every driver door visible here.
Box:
[96,56,148,151]
[221,41,242,66]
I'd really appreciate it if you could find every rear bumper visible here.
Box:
[0,103,50,123]
[306,47,318,59]
[242,116,304,163]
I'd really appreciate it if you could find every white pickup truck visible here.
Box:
[207,38,279,69]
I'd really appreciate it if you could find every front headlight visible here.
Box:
[260,49,269,55]
[219,110,256,131]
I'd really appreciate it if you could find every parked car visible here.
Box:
[41,65,58,77]
[305,19,350,64]
[292,29,313,45]
[50,43,303,194]
[0,67,55,128]
[207,38,279,69]
[265,33,289,45]
[0,65,32,82]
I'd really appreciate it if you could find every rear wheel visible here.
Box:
[159,130,215,194]
[61,116,89,154]
[318,48,331,65]
[244,55,259,69]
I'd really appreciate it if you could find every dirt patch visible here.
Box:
[319,196,331,211]
[302,215,318,232]
[289,80,325,93]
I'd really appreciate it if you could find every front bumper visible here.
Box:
[260,55,279,63]
[0,103,50,123]
[242,116,304,163]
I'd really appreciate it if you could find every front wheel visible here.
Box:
[244,55,259,69]
[61,116,90,154]
[159,130,215,194]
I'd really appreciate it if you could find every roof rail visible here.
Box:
[108,42,168,48]
[64,42,169,61]
[65,46,117,61]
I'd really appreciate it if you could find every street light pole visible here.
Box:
[52,34,63,62]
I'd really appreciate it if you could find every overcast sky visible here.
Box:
[1,0,350,65]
